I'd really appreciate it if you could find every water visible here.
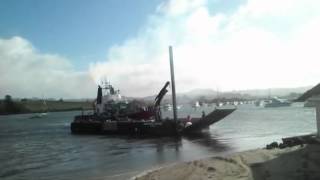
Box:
[0,104,316,180]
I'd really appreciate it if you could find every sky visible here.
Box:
[1,0,320,98]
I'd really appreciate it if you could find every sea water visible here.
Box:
[0,104,316,179]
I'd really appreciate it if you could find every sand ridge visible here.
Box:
[133,144,320,180]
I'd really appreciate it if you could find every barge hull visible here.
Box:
[71,108,235,136]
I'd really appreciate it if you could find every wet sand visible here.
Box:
[133,144,320,180]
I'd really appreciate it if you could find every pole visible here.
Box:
[169,46,178,122]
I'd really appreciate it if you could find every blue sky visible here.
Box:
[1,0,320,98]
[0,0,245,70]
[0,0,163,70]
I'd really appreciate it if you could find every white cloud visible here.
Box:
[156,0,207,17]
[90,0,320,97]
[0,36,96,98]
[3,0,320,98]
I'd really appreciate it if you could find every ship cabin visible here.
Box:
[95,82,128,116]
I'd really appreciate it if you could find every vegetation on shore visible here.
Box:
[0,95,93,115]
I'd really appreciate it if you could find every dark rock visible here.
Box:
[266,142,279,149]
[207,167,216,172]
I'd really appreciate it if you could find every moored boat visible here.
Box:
[264,97,291,108]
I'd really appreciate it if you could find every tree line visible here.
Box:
[0,95,27,114]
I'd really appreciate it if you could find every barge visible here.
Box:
[71,46,235,136]
[71,82,235,136]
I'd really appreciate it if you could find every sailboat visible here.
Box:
[192,101,200,108]
[30,98,48,119]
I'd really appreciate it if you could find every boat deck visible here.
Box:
[71,108,236,136]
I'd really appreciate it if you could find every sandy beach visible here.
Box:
[133,144,320,180]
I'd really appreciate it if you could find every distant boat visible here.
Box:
[264,97,291,108]
[192,101,200,108]
[30,98,48,119]
[162,104,182,111]
[254,100,264,107]
[199,102,207,107]
[232,101,239,106]
[216,102,223,107]
[163,103,172,111]
[30,112,47,119]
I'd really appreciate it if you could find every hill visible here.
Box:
[0,98,93,115]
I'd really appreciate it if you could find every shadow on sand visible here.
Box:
[250,144,320,180]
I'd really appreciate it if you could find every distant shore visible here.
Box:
[133,142,320,180]
[0,99,93,115]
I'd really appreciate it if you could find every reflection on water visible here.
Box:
[0,105,316,180]
[184,131,230,152]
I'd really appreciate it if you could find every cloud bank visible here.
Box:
[90,0,320,97]
[0,37,96,98]
[2,0,320,98]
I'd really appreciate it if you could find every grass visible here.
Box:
[0,100,93,115]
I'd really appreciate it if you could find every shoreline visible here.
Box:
[133,136,320,180]
[0,99,93,115]
[0,108,93,116]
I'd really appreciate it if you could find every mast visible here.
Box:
[169,46,178,122]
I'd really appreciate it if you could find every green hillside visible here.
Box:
[0,98,93,115]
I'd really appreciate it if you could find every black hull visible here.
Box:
[71,108,235,136]
[71,120,179,136]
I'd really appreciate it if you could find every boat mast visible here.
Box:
[169,46,178,122]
